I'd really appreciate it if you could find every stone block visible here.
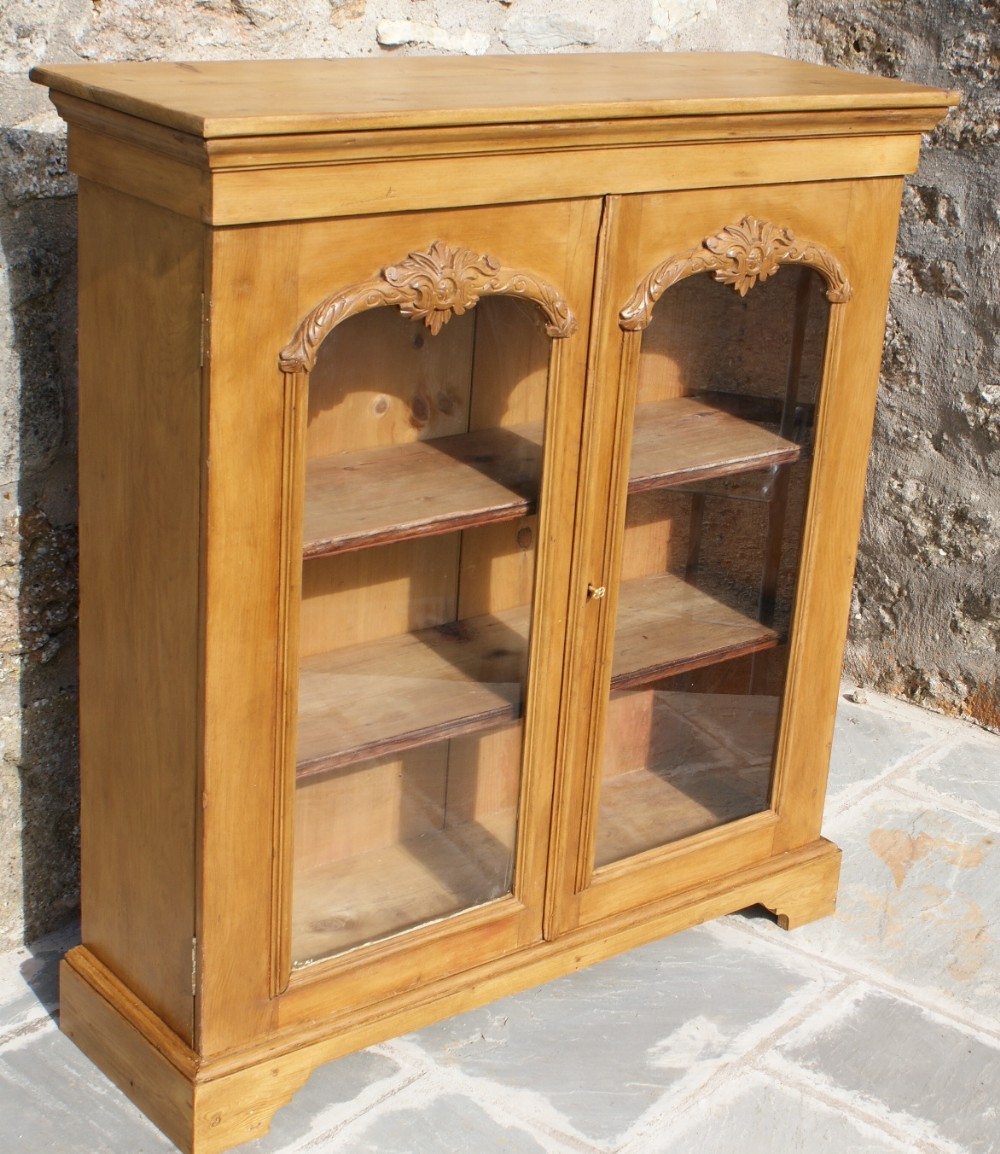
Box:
[775,984,1000,1153]
[789,791,1000,1015]
[407,924,828,1146]
[376,20,490,55]
[642,1066,918,1153]
[907,736,1000,822]
[500,14,597,53]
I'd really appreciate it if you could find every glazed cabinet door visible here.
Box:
[199,198,601,1050]
[549,180,903,935]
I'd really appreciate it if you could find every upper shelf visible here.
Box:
[627,397,801,494]
[302,395,801,558]
[303,424,542,559]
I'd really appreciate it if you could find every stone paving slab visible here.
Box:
[771,983,1000,1153]
[825,694,947,805]
[241,1048,411,1153]
[764,789,1000,1020]
[0,1025,175,1153]
[401,925,835,1150]
[637,1067,920,1154]
[905,738,1000,824]
[0,923,70,1043]
[327,1087,559,1154]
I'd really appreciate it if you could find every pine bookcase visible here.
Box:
[32,53,956,1154]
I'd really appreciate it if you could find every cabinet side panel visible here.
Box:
[771,176,907,850]
[77,180,202,1042]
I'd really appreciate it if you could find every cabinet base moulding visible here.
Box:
[60,837,841,1154]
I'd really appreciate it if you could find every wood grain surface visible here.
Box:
[302,396,799,556]
[31,54,958,137]
[296,571,776,778]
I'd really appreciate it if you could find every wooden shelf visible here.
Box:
[296,608,529,778]
[292,808,515,964]
[609,573,779,690]
[627,397,800,494]
[596,761,769,866]
[301,396,801,558]
[303,424,542,558]
[296,571,778,779]
[595,690,777,866]
[295,688,781,962]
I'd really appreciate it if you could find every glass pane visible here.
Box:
[595,266,829,869]
[292,297,550,965]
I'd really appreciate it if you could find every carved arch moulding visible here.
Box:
[280,240,578,373]
[619,215,853,332]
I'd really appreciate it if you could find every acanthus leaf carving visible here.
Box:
[704,216,793,296]
[620,215,852,332]
[384,243,499,335]
[280,241,577,373]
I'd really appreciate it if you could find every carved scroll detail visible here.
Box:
[619,215,852,332]
[280,240,577,373]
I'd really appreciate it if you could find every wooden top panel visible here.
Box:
[30,54,958,138]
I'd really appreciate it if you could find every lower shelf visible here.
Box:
[293,693,780,964]
[292,808,516,964]
[597,764,770,863]
[596,688,778,866]
[296,571,778,778]
[296,609,527,776]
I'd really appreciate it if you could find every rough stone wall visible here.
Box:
[789,0,999,729]
[0,1,788,948]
